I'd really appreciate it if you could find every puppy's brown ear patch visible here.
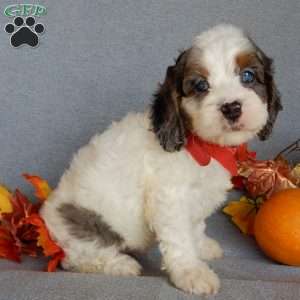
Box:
[236,52,255,70]
[151,52,191,152]
[257,53,283,140]
[236,46,282,140]
[183,65,210,97]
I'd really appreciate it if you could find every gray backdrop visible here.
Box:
[0,0,299,194]
[0,1,300,300]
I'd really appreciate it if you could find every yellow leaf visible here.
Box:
[0,185,13,214]
[23,174,52,201]
[223,199,253,217]
[223,196,258,235]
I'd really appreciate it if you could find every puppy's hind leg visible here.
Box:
[55,203,142,276]
[62,242,142,276]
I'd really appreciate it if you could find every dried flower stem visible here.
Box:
[274,139,300,160]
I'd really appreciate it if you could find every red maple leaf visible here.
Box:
[0,175,64,271]
[23,214,64,271]
[0,226,20,262]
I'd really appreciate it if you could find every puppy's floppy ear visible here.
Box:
[150,51,190,152]
[256,49,283,140]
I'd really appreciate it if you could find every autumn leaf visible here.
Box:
[0,226,20,262]
[223,196,264,235]
[0,175,63,271]
[16,223,39,257]
[230,145,256,190]
[291,164,300,186]
[231,176,245,190]
[0,239,21,262]
[23,174,52,201]
[1,190,41,258]
[238,158,297,199]
[0,185,13,215]
[47,251,65,272]
[23,214,64,271]
[23,214,62,256]
[6,189,37,223]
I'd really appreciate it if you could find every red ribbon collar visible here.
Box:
[185,134,250,177]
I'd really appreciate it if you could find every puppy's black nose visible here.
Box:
[220,101,242,122]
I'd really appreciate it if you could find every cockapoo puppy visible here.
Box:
[41,24,282,295]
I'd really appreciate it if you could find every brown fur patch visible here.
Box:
[235,51,268,102]
[185,63,209,79]
[150,47,209,151]
[235,52,265,81]
[58,203,124,246]
[236,49,282,140]
[183,50,210,98]
[236,52,257,70]
[150,50,195,152]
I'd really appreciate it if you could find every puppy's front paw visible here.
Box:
[198,237,223,261]
[170,263,220,295]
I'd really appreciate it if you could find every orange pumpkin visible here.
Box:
[254,188,300,266]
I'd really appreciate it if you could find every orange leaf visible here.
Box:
[47,251,65,272]
[23,174,52,201]
[232,210,256,235]
[23,214,62,256]
[23,214,64,271]
[223,196,260,235]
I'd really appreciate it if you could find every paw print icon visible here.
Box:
[5,16,45,47]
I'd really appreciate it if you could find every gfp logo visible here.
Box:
[4,4,47,48]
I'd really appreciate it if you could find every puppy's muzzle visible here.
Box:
[220,101,242,123]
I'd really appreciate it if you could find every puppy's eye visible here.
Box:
[241,69,255,84]
[194,79,209,93]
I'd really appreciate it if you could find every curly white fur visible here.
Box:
[40,24,273,296]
